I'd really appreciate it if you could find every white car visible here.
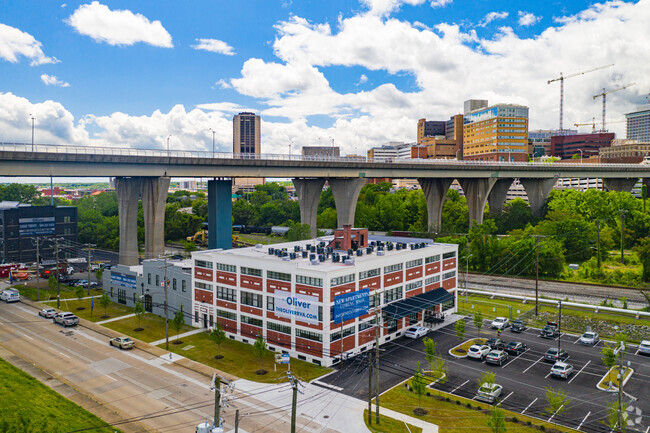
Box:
[467,344,491,360]
[39,308,57,318]
[638,340,650,356]
[404,326,428,339]
[579,331,599,346]
[550,362,573,379]
[476,383,503,404]
[1,289,20,303]
[491,317,509,329]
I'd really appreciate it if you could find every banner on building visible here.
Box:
[274,292,319,325]
[334,288,369,324]
[110,271,137,290]
[19,217,55,237]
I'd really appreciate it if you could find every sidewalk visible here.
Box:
[378,406,439,433]
[149,327,205,346]
[96,313,135,324]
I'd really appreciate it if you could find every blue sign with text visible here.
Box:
[334,288,369,324]
[110,271,137,290]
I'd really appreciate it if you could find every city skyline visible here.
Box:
[1,0,649,159]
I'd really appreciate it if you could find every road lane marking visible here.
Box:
[21,333,33,340]
[568,360,590,384]
[521,398,537,414]
[451,380,469,395]
[578,411,591,430]
[497,391,513,407]
[57,351,70,359]
[523,356,544,373]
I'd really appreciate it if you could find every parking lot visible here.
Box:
[320,318,650,433]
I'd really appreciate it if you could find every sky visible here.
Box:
[1,0,650,168]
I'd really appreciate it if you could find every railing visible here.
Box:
[0,141,647,169]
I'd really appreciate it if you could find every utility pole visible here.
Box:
[368,351,373,425]
[596,221,601,272]
[34,237,40,301]
[620,209,625,264]
[465,254,473,302]
[374,291,380,424]
[55,238,61,309]
[617,341,626,433]
[234,409,240,433]
[557,301,562,351]
[164,254,169,350]
[213,374,221,430]
[85,244,95,296]
[531,235,546,316]
[287,372,302,433]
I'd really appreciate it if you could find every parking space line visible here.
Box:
[497,391,513,407]
[545,370,552,379]
[57,351,70,359]
[568,360,590,384]
[573,337,581,345]
[502,356,518,368]
[547,404,564,422]
[578,411,590,430]
[594,340,601,347]
[522,356,543,373]
[451,380,469,395]
[521,398,537,414]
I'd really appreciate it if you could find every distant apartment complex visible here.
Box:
[626,103,650,143]
[529,129,578,157]
[550,132,615,160]
[233,112,263,190]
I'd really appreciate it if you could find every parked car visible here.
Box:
[510,319,528,333]
[476,383,503,404]
[467,344,491,360]
[404,326,429,339]
[544,347,569,363]
[485,338,507,350]
[639,340,650,356]
[1,289,20,303]
[74,280,97,288]
[550,362,574,379]
[109,336,134,350]
[66,266,75,275]
[579,331,599,346]
[38,307,57,318]
[485,350,509,366]
[540,322,560,339]
[491,317,510,329]
[504,341,528,356]
[53,312,79,327]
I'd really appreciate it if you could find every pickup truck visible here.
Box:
[53,312,79,327]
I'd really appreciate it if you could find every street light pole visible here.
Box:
[578,149,583,163]
[620,209,626,264]
[164,254,169,350]
[557,301,562,351]
[465,254,473,302]
[166,135,171,157]
[209,128,216,157]
[30,114,35,152]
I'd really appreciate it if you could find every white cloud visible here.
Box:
[0,23,59,66]
[41,74,70,87]
[430,0,452,8]
[357,74,369,85]
[214,79,232,89]
[192,38,235,55]
[61,3,67,8]
[518,11,542,27]
[65,2,173,47]
[360,0,426,16]
[478,11,509,27]
[196,102,247,113]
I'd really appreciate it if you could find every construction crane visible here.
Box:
[593,83,636,132]
[574,118,625,133]
[548,64,614,134]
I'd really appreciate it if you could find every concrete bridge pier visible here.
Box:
[418,178,453,233]
[487,179,514,216]
[458,178,497,227]
[141,177,170,259]
[520,178,556,217]
[115,177,142,266]
[603,178,638,193]
[328,178,366,227]
[293,178,326,238]
[208,179,233,250]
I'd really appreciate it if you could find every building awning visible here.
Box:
[382,288,453,321]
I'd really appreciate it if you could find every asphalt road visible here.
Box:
[322,319,650,433]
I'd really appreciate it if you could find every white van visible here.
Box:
[1,289,20,303]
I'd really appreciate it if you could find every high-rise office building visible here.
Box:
[462,101,529,162]
[625,104,650,142]
[232,112,263,189]
[417,115,464,159]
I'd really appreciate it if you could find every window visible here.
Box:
[195,260,213,269]
[216,286,236,302]
[216,263,236,273]
[296,329,322,342]
[195,311,199,323]
[358,318,376,332]
[330,273,355,287]
[369,294,377,308]
[425,275,440,285]
[173,278,177,290]
[147,273,151,284]
[267,321,291,334]
[443,271,456,280]
[117,289,126,305]
[155,275,160,286]
[241,315,262,327]
[217,309,236,321]
[241,291,263,308]
[196,282,212,292]
[406,259,422,269]
[241,267,262,277]
[267,270,291,282]
[330,326,354,342]
[442,297,455,311]
[209,315,214,327]
[425,254,440,264]
[405,280,422,291]
[359,268,380,280]
[267,296,275,311]
[384,263,402,273]
[384,286,403,304]
[63,216,71,223]
[296,275,322,287]
[182,280,186,292]
[442,251,456,259]
[133,293,136,303]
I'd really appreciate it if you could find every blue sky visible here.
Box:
[1,0,648,159]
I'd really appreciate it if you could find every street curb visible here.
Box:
[448,338,486,359]
[596,366,635,392]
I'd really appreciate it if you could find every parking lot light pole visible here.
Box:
[465,254,473,302]
[557,301,562,351]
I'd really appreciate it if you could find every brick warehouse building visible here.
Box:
[191,227,458,367]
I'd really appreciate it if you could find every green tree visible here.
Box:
[209,325,226,359]
[134,301,145,330]
[544,387,570,422]
[94,268,104,282]
[487,407,507,433]
[473,311,484,337]
[48,275,56,290]
[0,184,39,202]
[603,400,628,433]
[183,241,198,252]
[601,343,619,371]
[440,189,469,234]
[285,222,311,241]
[494,198,534,233]
[253,335,268,373]
[478,371,495,388]
[171,310,185,342]
[74,285,85,303]
[455,319,466,341]
[99,292,110,318]
[468,220,502,272]
[318,207,337,229]
[423,337,437,370]
[411,362,428,414]
[634,237,650,282]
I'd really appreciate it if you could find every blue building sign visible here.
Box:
[19,217,55,236]
[334,288,369,324]
[110,271,137,290]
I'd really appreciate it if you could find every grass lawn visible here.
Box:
[450,338,486,356]
[380,384,578,433]
[597,366,633,390]
[458,296,535,321]
[103,313,194,343]
[12,284,103,302]
[0,356,120,433]
[234,232,285,245]
[159,332,332,382]
[363,410,422,433]
[43,298,133,322]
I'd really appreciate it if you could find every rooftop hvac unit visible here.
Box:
[318,254,325,262]
[377,251,385,256]
[356,249,363,257]
[268,248,275,255]
[305,244,311,250]
[302,250,308,258]
[294,246,301,252]
[289,253,296,259]
[347,248,353,255]
[282,256,290,261]
[319,241,326,247]
[344,258,355,265]
[332,254,340,263]
[309,254,316,261]
[387,244,394,251]
[256,244,263,248]
[366,247,372,254]
[310,259,320,266]
[396,244,402,251]
[370,241,376,247]
[310,246,316,253]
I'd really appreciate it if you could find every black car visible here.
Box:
[544,347,569,362]
[485,338,507,350]
[505,341,528,356]
[540,322,560,339]
[511,319,528,333]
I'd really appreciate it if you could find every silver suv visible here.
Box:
[54,312,79,327]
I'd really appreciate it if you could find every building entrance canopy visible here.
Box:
[381,287,453,321]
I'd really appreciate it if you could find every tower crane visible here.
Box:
[548,64,614,134]
[574,118,625,133]
[593,83,636,132]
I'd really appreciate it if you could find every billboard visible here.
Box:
[334,288,369,324]
[274,292,319,325]
[19,217,55,237]
[110,271,137,290]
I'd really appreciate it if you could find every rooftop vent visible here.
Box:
[377,251,385,256]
